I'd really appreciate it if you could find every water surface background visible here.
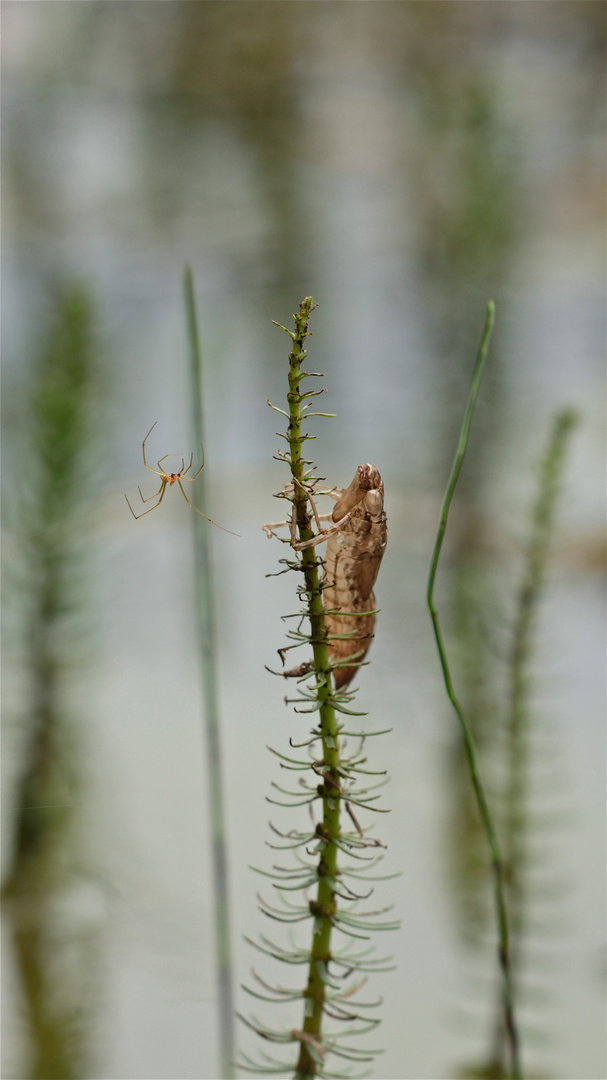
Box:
[2,4,605,1079]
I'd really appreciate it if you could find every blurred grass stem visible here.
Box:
[183,266,235,1080]
[426,301,522,1080]
[504,408,578,929]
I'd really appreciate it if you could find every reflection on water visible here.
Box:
[2,4,604,1078]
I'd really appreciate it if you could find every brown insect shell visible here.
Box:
[331,464,383,522]
[323,464,386,690]
[361,486,384,517]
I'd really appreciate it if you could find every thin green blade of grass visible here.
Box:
[426,300,522,1080]
[183,265,235,1080]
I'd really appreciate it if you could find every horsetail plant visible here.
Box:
[2,285,101,1080]
[503,406,579,923]
[427,302,522,1080]
[240,297,398,1079]
[489,407,579,1076]
[183,267,236,1080]
[124,271,238,1078]
[442,401,577,1079]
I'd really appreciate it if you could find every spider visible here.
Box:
[124,422,238,534]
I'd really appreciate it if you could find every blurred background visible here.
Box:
[2,3,605,1079]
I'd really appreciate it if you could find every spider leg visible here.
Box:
[180,452,195,478]
[157,452,183,471]
[125,480,167,519]
[177,480,240,536]
[142,422,165,475]
[189,444,205,480]
[142,422,157,458]
[138,481,164,504]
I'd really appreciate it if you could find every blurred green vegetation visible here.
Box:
[2,285,102,1080]
[447,409,578,1079]
[2,2,604,1076]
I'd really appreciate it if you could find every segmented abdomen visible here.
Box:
[323,466,387,690]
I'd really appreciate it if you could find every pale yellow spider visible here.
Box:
[124,422,238,534]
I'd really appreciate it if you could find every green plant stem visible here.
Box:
[426,301,522,1080]
[504,409,578,931]
[282,298,342,1080]
[183,266,235,1080]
